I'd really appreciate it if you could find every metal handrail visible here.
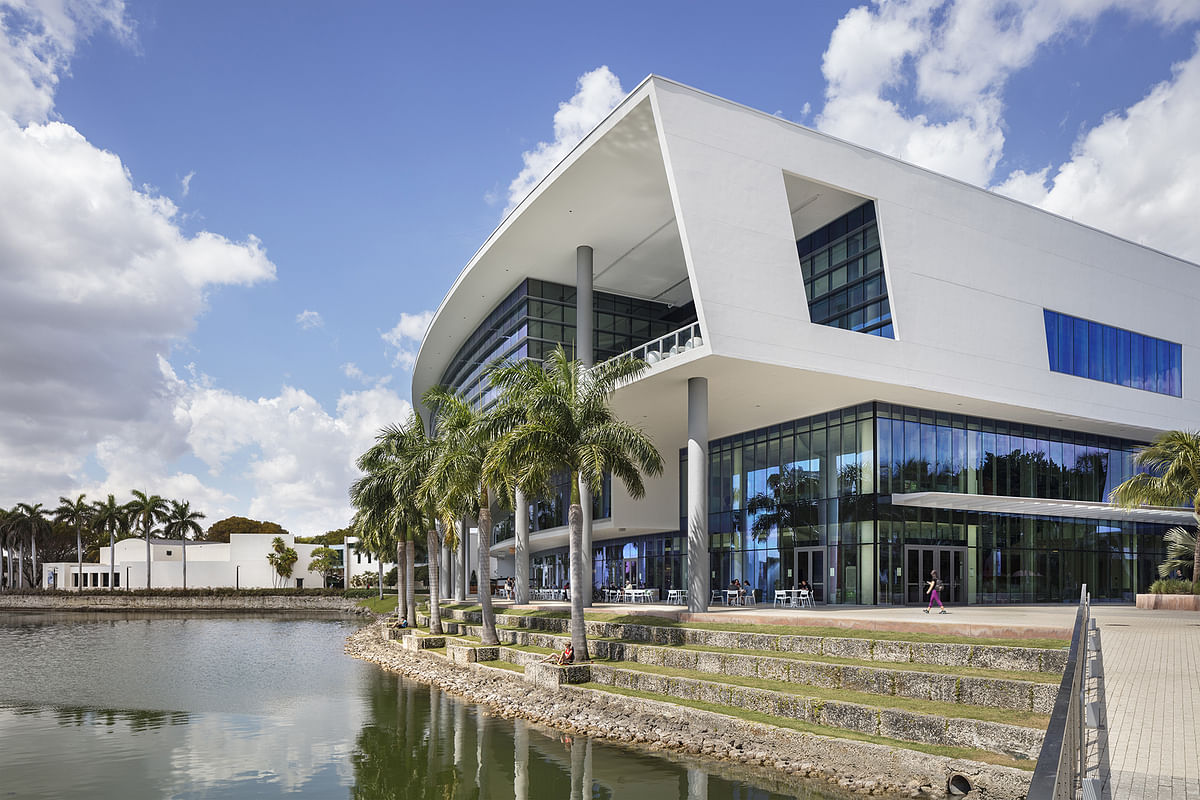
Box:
[609,322,703,365]
[1028,584,1091,800]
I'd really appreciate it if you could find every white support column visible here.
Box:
[687,377,709,613]
[456,518,468,601]
[515,487,530,604]
[577,244,594,606]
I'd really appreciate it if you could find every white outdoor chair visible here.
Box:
[711,589,723,605]
[798,589,813,608]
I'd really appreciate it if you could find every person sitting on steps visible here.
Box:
[543,642,574,666]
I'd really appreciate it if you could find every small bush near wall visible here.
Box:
[1149,579,1200,594]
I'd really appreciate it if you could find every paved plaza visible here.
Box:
[498,598,1198,797]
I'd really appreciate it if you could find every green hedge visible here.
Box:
[1148,579,1200,594]
[1,587,366,599]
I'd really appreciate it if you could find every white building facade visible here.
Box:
[414,77,1199,608]
[41,534,329,590]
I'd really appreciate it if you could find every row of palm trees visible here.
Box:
[0,492,206,591]
[350,346,663,661]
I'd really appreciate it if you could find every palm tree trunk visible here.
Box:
[1192,512,1200,584]
[109,531,115,591]
[405,537,416,626]
[396,540,408,621]
[427,527,443,635]
[477,493,499,646]
[377,559,383,600]
[31,534,37,589]
[568,496,589,662]
[76,525,83,593]
[19,536,25,588]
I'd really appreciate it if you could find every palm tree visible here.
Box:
[54,494,91,591]
[1110,430,1200,582]
[422,386,502,646]
[266,536,298,587]
[1155,526,1198,580]
[92,494,130,590]
[487,347,663,661]
[13,502,52,588]
[128,490,169,589]
[351,429,412,617]
[164,500,206,589]
[0,507,17,591]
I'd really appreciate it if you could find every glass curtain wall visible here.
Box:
[680,402,1166,605]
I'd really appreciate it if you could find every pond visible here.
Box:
[0,611,844,798]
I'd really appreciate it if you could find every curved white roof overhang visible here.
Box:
[413,76,693,403]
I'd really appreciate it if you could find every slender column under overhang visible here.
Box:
[687,377,709,613]
[514,487,530,604]
[577,244,594,606]
[456,517,468,601]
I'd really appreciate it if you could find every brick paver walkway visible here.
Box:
[1091,606,1200,800]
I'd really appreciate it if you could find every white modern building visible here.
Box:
[414,76,1199,609]
[41,534,329,590]
[337,536,399,588]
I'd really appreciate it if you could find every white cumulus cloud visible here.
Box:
[994,34,1200,263]
[817,0,1200,188]
[296,309,323,330]
[504,65,625,213]
[382,310,434,370]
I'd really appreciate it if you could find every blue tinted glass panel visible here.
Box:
[1117,329,1131,387]
[1088,321,1102,380]
[1170,343,1182,397]
[798,202,892,338]
[1103,325,1117,383]
[1130,333,1144,391]
[1157,339,1170,394]
[1044,310,1058,370]
[1072,317,1088,377]
[1043,310,1180,397]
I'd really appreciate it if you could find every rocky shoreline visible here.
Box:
[345,623,1033,799]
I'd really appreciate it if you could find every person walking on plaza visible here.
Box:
[924,570,946,614]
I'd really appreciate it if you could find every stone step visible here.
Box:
[422,608,1066,674]
[589,663,1045,761]
[451,622,1055,713]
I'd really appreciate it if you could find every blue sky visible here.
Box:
[3,0,1200,534]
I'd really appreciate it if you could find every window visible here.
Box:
[1044,310,1181,397]
[797,202,893,337]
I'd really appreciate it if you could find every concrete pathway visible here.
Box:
[1091,606,1200,800]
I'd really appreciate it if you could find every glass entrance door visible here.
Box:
[794,547,825,603]
[905,546,967,604]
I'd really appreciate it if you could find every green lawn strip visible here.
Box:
[653,642,1061,684]
[603,660,1048,729]
[357,596,401,615]
[493,610,1067,650]
[671,622,1066,650]
[482,661,525,674]
[577,683,1034,771]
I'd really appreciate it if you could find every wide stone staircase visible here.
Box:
[412,607,1067,764]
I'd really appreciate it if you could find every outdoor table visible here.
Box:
[666,589,687,605]
[724,589,745,606]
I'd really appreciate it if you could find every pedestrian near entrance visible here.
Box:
[925,570,946,614]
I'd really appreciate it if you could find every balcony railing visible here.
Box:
[610,322,703,366]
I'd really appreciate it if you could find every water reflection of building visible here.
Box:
[416,76,1199,608]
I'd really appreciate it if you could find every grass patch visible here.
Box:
[357,596,401,615]
[483,661,525,674]
[679,621,1067,650]
[600,660,1048,728]
[658,643,1062,684]
[440,608,1067,649]
[578,683,1033,770]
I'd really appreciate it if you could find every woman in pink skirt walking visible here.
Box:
[924,570,946,614]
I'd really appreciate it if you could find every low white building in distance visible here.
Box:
[41,533,329,590]
[336,536,398,588]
